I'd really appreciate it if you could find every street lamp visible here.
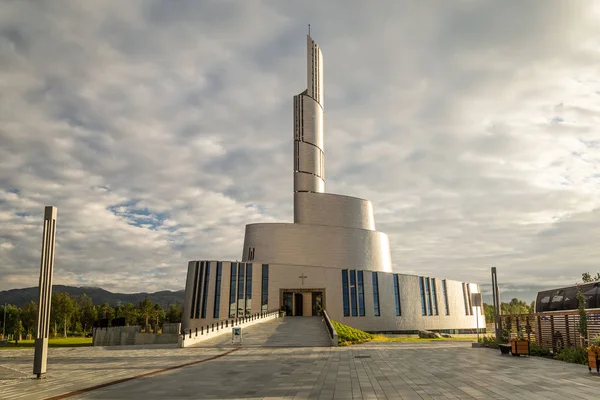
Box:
[2,303,6,339]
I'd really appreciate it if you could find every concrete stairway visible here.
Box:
[191,316,332,348]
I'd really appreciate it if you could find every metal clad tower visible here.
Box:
[293,34,324,196]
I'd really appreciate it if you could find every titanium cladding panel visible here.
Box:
[241,223,392,272]
[294,192,376,230]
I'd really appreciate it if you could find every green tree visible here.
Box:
[20,301,38,338]
[483,303,495,323]
[139,297,153,332]
[166,304,182,323]
[14,319,24,342]
[78,295,97,333]
[96,302,115,323]
[1,304,19,340]
[577,289,587,342]
[152,304,166,332]
[582,272,600,283]
[51,293,75,337]
[500,298,531,315]
[121,303,138,326]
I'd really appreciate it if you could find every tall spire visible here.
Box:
[293,34,325,196]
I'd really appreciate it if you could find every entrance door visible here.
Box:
[283,292,293,316]
[312,292,323,316]
[294,293,303,316]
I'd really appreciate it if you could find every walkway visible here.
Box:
[192,316,332,348]
[2,342,600,399]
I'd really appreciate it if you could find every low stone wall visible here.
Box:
[162,323,181,334]
[93,325,178,346]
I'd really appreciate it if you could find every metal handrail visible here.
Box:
[181,309,280,340]
[322,310,338,347]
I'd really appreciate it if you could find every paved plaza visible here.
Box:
[2,338,600,400]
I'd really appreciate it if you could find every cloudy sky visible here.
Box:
[1,1,599,301]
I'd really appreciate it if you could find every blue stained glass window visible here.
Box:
[425,277,433,316]
[190,262,199,319]
[419,277,427,316]
[372,272,380,317]
[342,270,350,316]
[394,275,401,316]
[245,264,252,316]
[237,263,245,317]
[201,262,211,318]
[229,263,237,318]
[431,278,439,316]
[213,262,222,318]
[357,271,365,316]
[350,270,358,317]
[195,262,205,319]
[261,264,269,312]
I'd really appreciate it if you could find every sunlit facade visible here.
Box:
[182,35,485,334]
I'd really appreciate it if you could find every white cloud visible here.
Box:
[0,0,599,300]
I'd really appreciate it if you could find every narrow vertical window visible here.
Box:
[229,263,237,318]
[425,278,433,316]
[372,272,380,317]
[350,270,358,317]
[442,279,449,315]
[393,275,401,316]
[213,262,222,318]
[245,263,252,316]
[431,278,439,315]
[342,270,350,317]
[462,283,469,315]
[466,283,472,315]
[237,263,245,317]
[261,264,269,312]
[357,271,365,317]
[419,277,427,316]
[195,261,205,319]
[201,262,211,318]
[189,262,199,319]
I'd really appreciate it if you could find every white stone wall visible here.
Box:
[182,261,485,333]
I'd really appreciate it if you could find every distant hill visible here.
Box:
[0,285,184,309]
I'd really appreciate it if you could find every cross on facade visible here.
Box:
[299,273,307,285]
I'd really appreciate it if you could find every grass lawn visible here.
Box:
[332,320,478,346]
[371,335,477,343]
[0,337,92,350]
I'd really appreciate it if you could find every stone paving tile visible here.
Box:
[0,345,225,400]
[3,341,600,399]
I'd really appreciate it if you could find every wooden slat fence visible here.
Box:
[499,310,600,353]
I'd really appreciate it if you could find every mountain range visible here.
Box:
[0,285,184,309]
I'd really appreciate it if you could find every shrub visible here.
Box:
[331,321,373,346]
[529,342,551,357]
[478,335,500,349]
[500,317,511,344]
[554,346,587,365]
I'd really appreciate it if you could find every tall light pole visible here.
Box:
[2,303,6,338]
[34,206,58,379]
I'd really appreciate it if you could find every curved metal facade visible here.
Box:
[294,192,375,230]
[241,223,392,272]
